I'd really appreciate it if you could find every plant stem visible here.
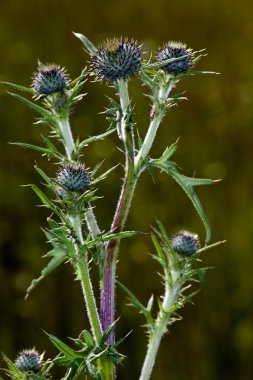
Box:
[101,78,175,347]
[139,270,180,380]
[70,214,102,344]
[101,79,136,344]
[57,113,102,344]
[135,79,176,172]
[58,113,76,159]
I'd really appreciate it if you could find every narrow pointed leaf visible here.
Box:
[2,81,35,94]
[26,250,66,297]
[78,128,116,150]
[48,334,84,359]
[152,159,212,243]
[9,92,54,120]
[91,164,119,185]
[73,32,98,55]
[10,142,58,157]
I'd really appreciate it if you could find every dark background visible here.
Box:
[0,0,253,379]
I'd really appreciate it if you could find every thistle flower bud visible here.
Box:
[15,349,43,373]
[157,42,193,75]
[91,38,142,81]
[57,163,90,193]
[171,230,199,256]
[32,63,69,95]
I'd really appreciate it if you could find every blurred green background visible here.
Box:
[0,0,253,379]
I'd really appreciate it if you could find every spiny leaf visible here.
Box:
[1,81,35,94]
[9,92,54,120]
[73,32,98,55]
[91,164,119,185]
[152,159,212,243]
[78,128,116,151]
[117,281,154,327]
[26,249,66,298]
[2,355,26,380]
[169,168,212,243]
[48,334,85,360]
[9,142,60,158]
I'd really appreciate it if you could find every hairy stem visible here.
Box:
[70,215,102,344]
[139,269,180,380]
[58,113,76,160]
[101,79,135,344]
[57,114,102,343]
[101,78,175,348]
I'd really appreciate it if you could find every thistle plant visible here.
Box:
[1,33,224,380]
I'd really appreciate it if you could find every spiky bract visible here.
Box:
[157,42,193,75]
[15,349,42,373]
[32,63,69,95]
[91,38,142,81]
[171,230,199,256]
[57,163,90,193]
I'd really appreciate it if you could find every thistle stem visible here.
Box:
[101,79,136,344]
[57,114,102,343]
[135,79,176,171]
[139,271,180,380]
[70,215,102,344]
[58,114,76,160]
[101,78,175,347]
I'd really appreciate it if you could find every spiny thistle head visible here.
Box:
[171,230,199,256]
[15,349,43,373]
[32,63,69,95]
[57,163,90,193]
[91,38,142,81]
[157,41,193,75]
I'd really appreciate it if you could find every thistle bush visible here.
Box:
[1,33,224,380]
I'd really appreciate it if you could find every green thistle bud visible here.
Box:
[32,63,69,95]
[171,230,199,256]
[15,349,43,373]
[57,163,90,193]
[157,42,193,75]
[91,38,142,81]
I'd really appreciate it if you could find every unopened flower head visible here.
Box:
[91,38,142,81]
[57,163,90,193]
[171,230,199,256]
[15,349,43,373]
[32,63,69,95]
[157,42,193,75]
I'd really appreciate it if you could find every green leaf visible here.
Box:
[9,92,54,121]
[151,159,213,243]
[78,128,116,151]
[9,142,59,157]
[97,230,140,243]
[169,169,212,243]
[73,32,98,55]
[1,81,35,94]
[117,281,154,327]
[2,355,26,380]
[186,70,219,76]
[27,184,56,210]
[158,141,178,162]
[48,334,85,360]
[91,164,119,185]
[26,249,66,298]
[197,240,226,254]
[79,330,95,348]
